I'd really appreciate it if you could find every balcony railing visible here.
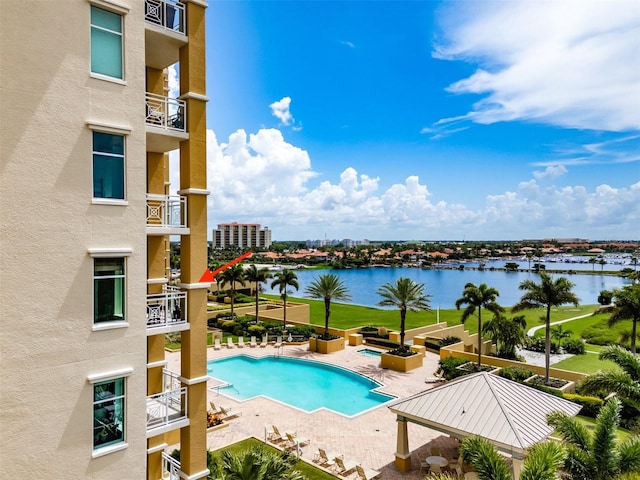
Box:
[145,93,187,133]
[147,381,187,431]
[146,194,187,230]
[162,451,181,480]
[145,0,185,35]
[147,286,187,330]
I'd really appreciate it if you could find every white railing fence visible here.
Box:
[145,93,187,132]
[147,286,187,329]
[146,194,187,229]
[147,387,188,430]
[161,451,181,480]
[145,0,185,35]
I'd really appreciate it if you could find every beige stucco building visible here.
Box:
[212,222,273,249]
[1,1,210,478]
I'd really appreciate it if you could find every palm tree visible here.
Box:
[377,277,431,352]
[243,264,272,324]
[304,273,351,339]
[512,272,579,383]
[218,445,307,480]
[217,264,246,318]
[455,283,504,368]
[580,345,640,409]
[607,284,640,353]
[547,397,640,480]
[459,435,566,480]
[551,324,573,350]
[270,269,299,331]
[482,314,526,360]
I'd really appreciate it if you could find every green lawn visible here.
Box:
[573,416,632,443]
[210,437,337,480]
[551,352,621,374]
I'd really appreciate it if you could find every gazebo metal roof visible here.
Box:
[388,371,582,455]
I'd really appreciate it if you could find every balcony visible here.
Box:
[147,286,189,335]
[162,451,181,480]
[145,0,187,69]
[146,93,188,153]
[147,369,188,437]
[146,194,189,235]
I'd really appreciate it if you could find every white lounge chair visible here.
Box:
[334,456,357,476]
[213,338,221,350]
[354,464,380,480]
[267,424,291,443]
[237,336,246,348]
[314,448,336,469]
[285,431,310,448]
[273,336,283,348]
[259,334,268,347]
[226,337,235,348]
[250,336,257,347]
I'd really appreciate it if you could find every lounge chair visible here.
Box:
[217,405,238,418]
[237,336,245,348]
[314,448,336,469]
[259,334,268,347]
[354,464,380,480]
[226,337,235,348]
[250,336,257,347]
[267,424,290,443]
[213,338,221,350]
[334,456,357,476]
[210,401,233,415]
[273,336,283,348]
[285,431,310,448]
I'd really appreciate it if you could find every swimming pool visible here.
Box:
[207,355,394,417]
[357,348,383,358]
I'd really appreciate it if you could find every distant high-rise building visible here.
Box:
[213,223,272,249]
[2,1,210,478]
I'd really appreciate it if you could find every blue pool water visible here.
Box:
[357,348,383,358]
[207,355,394,417]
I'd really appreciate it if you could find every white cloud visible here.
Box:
[198,127,640,239]
[340,40,356,48]
[167,64,180,99]
[533,165,568,181]
[269,97,294,126]
[433,0,640,132]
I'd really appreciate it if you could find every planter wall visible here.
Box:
[309,337,345,354]
[381,351,423,372]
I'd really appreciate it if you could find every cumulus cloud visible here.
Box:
[269,97,294,126]
[433,0,640,132]
[199,127,640,239]
[340,40,356,48]
[533,165,568,181]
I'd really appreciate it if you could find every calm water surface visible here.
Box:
[265,265,632,308]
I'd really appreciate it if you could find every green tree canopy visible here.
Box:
[304,273,351,339]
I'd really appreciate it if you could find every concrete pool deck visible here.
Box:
[167,342,457,479]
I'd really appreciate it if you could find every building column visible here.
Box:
[512,454,524,480]
[394,416,412,472]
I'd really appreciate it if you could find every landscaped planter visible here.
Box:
[525,375,575,394]
[309,337,345,354]
[381,351,423,372]
[207,423,230,433]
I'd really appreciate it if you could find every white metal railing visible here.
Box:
[147,386,188,430]
[145,92,187,132]
[145,0,185,35]
[162,451,181,480]
[147,286,187,329]
[146,194,187,229]
[162,368,182,392]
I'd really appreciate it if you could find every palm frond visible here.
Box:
[520,441,566,480]
[546,411,592,451]
[617,435,640,476]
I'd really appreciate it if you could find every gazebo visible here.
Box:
[388,372,582,479]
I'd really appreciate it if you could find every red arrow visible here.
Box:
[199,251,253,282]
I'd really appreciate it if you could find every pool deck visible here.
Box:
[167,342,458,479]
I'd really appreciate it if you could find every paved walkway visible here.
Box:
[166,342,460,479]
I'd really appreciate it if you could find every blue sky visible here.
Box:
[173,0,640,241]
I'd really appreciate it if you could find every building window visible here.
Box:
[93,377,125,450]
[90,6,123,79]
[94,257,125,323]
[93,131,124,200]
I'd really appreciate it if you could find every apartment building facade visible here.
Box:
[212,222,272,249]
[1,1,210,478]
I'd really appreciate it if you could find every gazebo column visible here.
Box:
[512,454,524,480]
[394,416,412,472]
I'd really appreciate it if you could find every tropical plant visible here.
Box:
[482,313,526,360]
[579,345,640,409]
[459,435,566,480]
[551,324,573,351]
[376,277,431,353]
[512,272,579,383]
[304,273,351,339]
[547,397,640,480]
[598,289,614,306]
[217,264,246,318]
[270,269,299,330]
[455,283,504,368]
[243,264,272,324]
[215,445,307,480]
[607,284,640,353]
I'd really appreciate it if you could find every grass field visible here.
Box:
[551,352,621,374]
[210,437,336,480]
